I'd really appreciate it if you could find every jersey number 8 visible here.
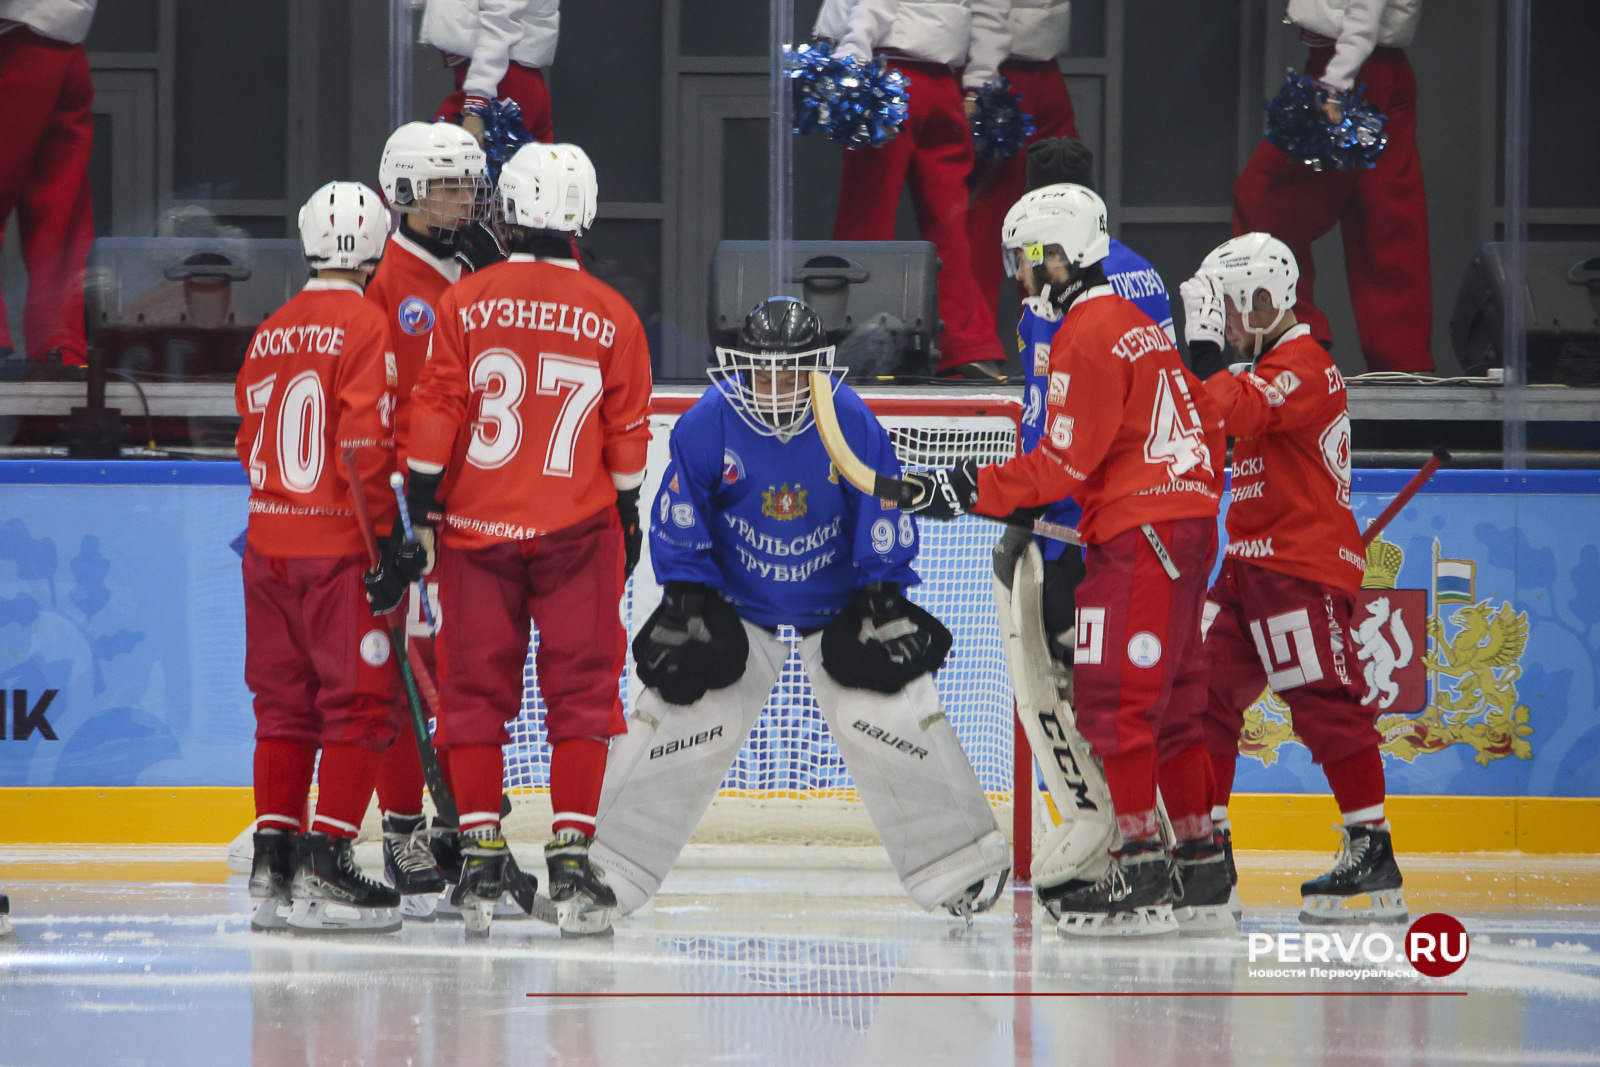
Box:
[467,348,604,476]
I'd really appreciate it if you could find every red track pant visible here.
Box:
[1232,47,1432,372]
[0,29,95,364]
[434,58,554,143]
[966,60,1080,313]
[833,60,1006,371]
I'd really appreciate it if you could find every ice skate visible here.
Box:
[1217,825,1242,921]
[247,830,295,931]
[1053,840,1180,939]
[1299,822,1408,925]
[939,870,1010,926]
[545,832,616,938]
[0,893,13,940]
[382,814,446,920]
[1172,838,1238,937]
[286,833,401,934]
[433,825,545,922]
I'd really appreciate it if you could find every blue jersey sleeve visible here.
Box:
[835,386,921,590]
[649,396,724,589]
[1103,239,1175,342]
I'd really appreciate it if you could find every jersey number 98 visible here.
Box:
[468,348,604,476]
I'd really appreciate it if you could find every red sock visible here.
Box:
[449,744,505,833]
[311,742,383,838]
[376,733,427,817]
[550,737,608,837]
[253,738,317,831]
[1158,742,1215,842]
[1323,745,1386,821]
[1101,746,1159,841]
[1209,749,1238,809]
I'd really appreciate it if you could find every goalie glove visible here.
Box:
[632,582,749,706]
[819,582,953,694]
[900,459,980,522]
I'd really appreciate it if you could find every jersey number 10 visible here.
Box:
[468,348,604,476]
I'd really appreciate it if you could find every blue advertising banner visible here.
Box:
[1,462,1597,799]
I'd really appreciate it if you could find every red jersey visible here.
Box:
[1204,324,1365,592]
[234,279,398,558]
[365,230,462,468]
[976,287,1225,543]
[409,254,653,550]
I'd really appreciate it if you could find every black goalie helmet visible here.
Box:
[711,297,838,442]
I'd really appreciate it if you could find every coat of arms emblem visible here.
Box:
[762,482,807,520]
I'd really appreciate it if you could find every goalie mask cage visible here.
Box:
[500,387,1038,878]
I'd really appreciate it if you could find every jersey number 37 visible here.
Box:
[468,348,603,477]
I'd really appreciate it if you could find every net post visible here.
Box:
[1012,705,1032,885]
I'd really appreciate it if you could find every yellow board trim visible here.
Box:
[0,788,1597,850]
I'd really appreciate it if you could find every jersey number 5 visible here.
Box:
[245,371,326,492]
[467,349,603,476]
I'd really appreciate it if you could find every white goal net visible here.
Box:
[501,389,1023,846]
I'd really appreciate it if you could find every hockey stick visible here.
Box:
[1361,447,1450,546]
[341,449,459,826]
[808,370,1081,545]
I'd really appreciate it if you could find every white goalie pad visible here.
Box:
[800,635,1010,912]
[590,620,785,916]
[996,544,1119,888]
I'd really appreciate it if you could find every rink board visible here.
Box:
[1,461,1598,846]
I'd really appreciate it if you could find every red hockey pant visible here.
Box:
[966,60,1079,313]
[0,30,95,364]
[833,60,1005,371]
[1072,518,1216,763]
[376,582,440,816]
[1233,47,1431,372]
[1201,559,1378,800]
[434,59,554,143]
[433,508,628,752]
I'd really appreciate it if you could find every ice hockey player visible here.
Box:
[903,184,1233,937]
[403,142,652,936]
[1181,233,1407,925]
[366,121,493,919]
[590,296,1011,922]
[236,182,405,934]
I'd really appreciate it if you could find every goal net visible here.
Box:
[501,388,1024,848]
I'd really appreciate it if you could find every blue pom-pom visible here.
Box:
[460,99,534,182]
[783,41,908,150]
[968,78,1034,162]
[1263,70,1387,172]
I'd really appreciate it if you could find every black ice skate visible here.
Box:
[286,833,401,934]
[1300,821,1408,925]
[1052,839,1180,939]
[0,892,13,940]
[545,833,616,938]
[1217,825,1242,921]
[1172,838,1237,937]
[449,825,544,935]
[434,824,545,923]
[248,830,296,931]
[382,814,446,920]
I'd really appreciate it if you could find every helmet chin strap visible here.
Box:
[1247,305,1288,359]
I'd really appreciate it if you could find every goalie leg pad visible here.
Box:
[995,545,1118,889]
[801,635,1008,912]
[590,621,785,915]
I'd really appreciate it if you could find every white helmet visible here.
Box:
[298,182,387,271]
[379,122,489,237]
[495,143,598,236]
[1000,184,1110,278]
[1199,232,1299,354]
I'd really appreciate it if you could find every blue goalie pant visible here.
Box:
[591,619,1010,914]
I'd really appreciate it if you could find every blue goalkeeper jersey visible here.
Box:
[649,381,921,630]
[1018,239,1170,560]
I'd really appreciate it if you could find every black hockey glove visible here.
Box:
[454,221,506,273]
[1185,339,1231,383]
[820,582,953,694]
[388,514,429,584]
[633,582,750,706]
[615,485,642,581]
[363,541,408,616]
[900,458,980,522]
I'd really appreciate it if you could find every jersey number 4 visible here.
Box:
[468,349,603,476]
[245,372,326,492]
[1144,369,1211,478]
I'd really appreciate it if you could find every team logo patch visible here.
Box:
[1033,343,1052,377]
[762,482,807,520]
[1127,631,1162,668]
[1048,371,1071,405]
[360,629,392,666]
[668,473,679,493]
[722,449,745,484]
[671,502,696,528]
[384,351,398,386]
[398,296,435,336]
